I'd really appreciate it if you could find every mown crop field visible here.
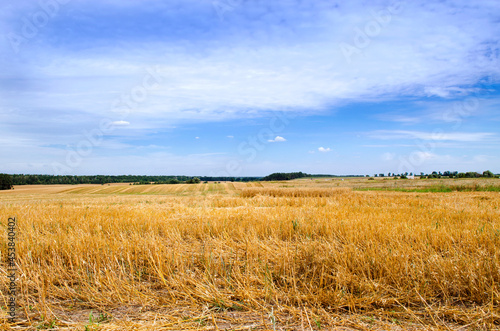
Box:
[0,178,499,330]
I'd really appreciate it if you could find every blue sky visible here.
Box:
[1,0,499,176]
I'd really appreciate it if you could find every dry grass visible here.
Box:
[240,187,351,197]
[0,180,499,330]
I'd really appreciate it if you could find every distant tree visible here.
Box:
[483,170,494,178]
[465,171,480,178]
[0,174,13,190]
[186,177,200,184]
[262,172,309,181]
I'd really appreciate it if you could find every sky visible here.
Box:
[1,0,499,176]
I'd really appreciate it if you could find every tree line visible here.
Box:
[1,170,498,190]
[261,172,310,181]
[371,170,498,179]
[423,170,497,179]
[133,177,202,185]
[4,174,261,186]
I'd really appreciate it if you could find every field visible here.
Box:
[0,178,499,330]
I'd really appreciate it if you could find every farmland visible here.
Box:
[0,178,499,330]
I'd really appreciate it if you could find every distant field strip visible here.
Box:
[356,183,500,193]
[4,178,500,197]
[241,187,351,197]
[58,182,255,195]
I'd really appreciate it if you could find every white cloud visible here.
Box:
[318,147,332,152]
[5,1,499,126]
[473,155,489,163]
[413,151,436,161]
[382,152,396,161]
[423,86,479,98]
[111,120,130,126]
[376,98,500,126]
[227,135,234,139]
[368,130,496,142]
[268,136,286,142]
[195,136,200,139]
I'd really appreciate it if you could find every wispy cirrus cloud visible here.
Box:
[367,130,496,142]
[111,120,130,126]
[2,0,500,124]
[375,98,500,125]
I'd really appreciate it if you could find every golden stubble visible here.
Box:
[0,181,499,329]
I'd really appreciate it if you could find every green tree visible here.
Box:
[262,172,308,181]
[465,171,480,178]
[186,177,200,184]
[483,170,494,178]
[0,174,13,190]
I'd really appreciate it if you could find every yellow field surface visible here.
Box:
[0,182,265,197]
[0,179,499,330]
